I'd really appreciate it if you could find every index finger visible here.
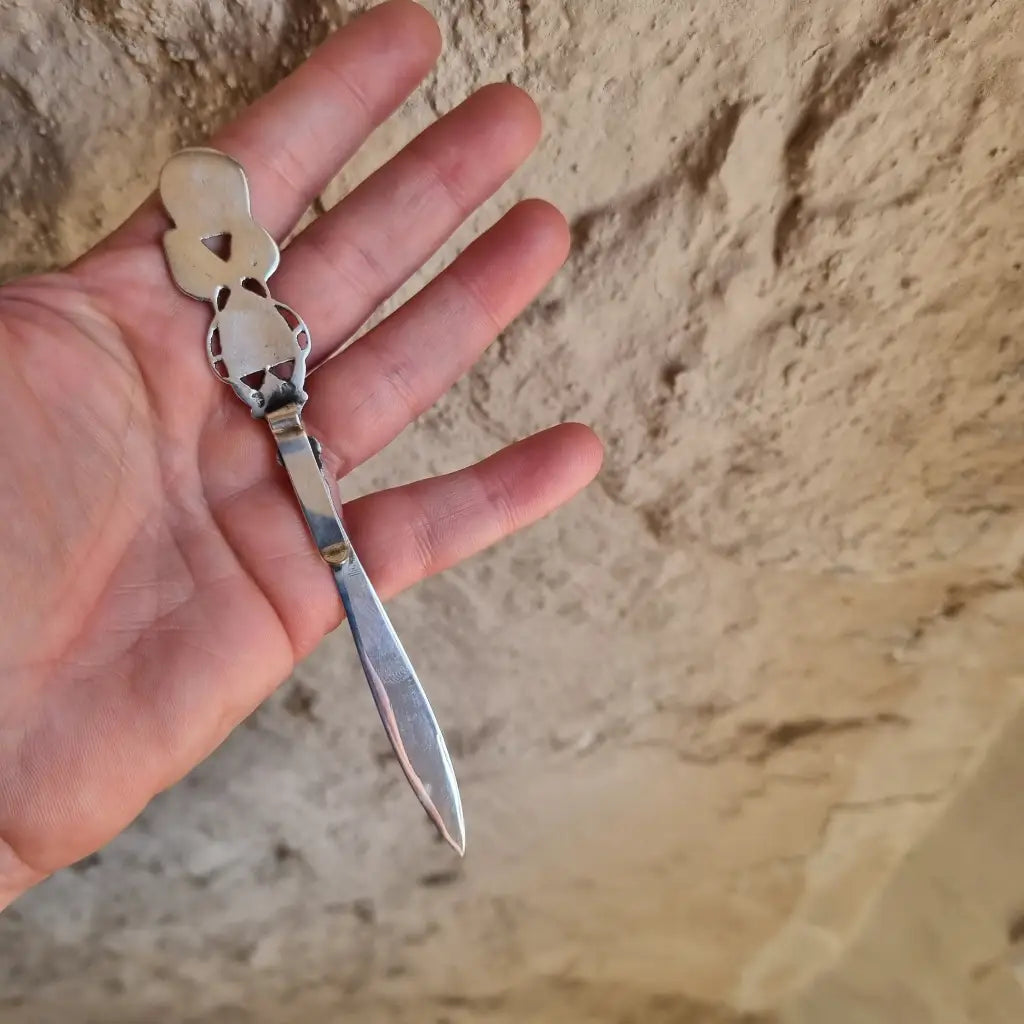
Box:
[105,0,441,250]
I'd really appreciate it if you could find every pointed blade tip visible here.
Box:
[449,826,466,858]
[439,798,466,858]
[427,785,465,857]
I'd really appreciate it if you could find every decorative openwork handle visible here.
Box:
[160,147,311,416]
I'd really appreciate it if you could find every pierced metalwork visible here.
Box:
[160,147,311,415]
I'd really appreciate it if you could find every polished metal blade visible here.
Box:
[333,552,465,856]
[266,403,464,855]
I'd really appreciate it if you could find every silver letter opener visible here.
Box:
[159,148,465,855]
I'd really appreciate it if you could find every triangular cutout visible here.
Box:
[202,233,232,261]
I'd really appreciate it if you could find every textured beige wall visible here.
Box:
[2,1,1024,1021]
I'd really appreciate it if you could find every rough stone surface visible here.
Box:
[2,0,1024,1021]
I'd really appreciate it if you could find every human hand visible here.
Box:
[0,0,602,908]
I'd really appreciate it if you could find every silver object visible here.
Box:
[159,147,465,855]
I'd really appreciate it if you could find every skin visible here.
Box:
[0,0,602,910]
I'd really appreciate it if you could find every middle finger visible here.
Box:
[273,82,541,363]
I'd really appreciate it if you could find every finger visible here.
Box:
[106,0,441,250]
[305,198,571,476]
[207,422,602,661]
[274,82,541,359]
[345,422,604,600]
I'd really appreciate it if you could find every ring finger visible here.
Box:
[306,197,570,479]
[203,197,569,506]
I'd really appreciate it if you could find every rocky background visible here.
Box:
[2,0,1024,1021]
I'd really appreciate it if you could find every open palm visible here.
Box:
[0,0,601,908]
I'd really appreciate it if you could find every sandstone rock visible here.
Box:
[1,1,1023,1021]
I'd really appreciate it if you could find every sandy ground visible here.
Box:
[2,1,1024,1021]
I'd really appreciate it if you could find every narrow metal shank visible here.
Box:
[266,403,350,566]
